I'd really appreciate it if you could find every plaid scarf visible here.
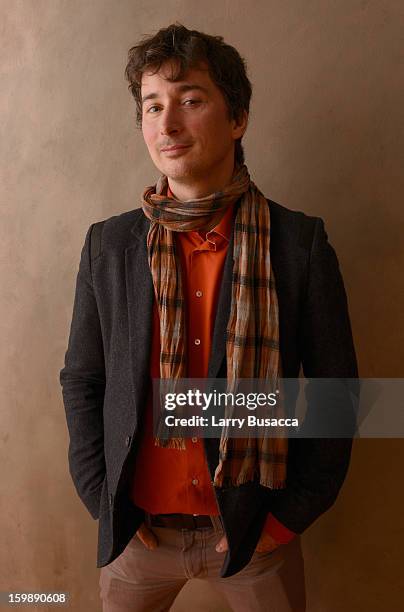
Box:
[141,164,287,489]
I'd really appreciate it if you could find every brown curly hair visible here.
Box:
[124,23,252,165]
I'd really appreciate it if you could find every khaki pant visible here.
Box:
[99,519,305,612]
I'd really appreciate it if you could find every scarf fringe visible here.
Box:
[154,438,186,450]
[213,464,286,489]
[214,473,286,489]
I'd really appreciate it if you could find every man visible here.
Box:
[60,24,358,612]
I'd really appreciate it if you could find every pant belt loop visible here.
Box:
[144,512,152,528]
[210,515,224,533]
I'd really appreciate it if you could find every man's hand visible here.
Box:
[254,531,280,553]
[215,531,280,554]
[136,522,159,550]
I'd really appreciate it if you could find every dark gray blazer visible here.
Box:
[59,198,358,577]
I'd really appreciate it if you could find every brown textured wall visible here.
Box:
[1,1,403,610]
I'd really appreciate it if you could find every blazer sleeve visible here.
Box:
[266,217,359,534]
[59,224,106,520]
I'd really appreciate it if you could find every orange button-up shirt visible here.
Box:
[129,196,294,544]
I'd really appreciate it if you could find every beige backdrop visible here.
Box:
[1,1,404,610]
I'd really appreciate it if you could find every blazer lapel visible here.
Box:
[125,213,153,416]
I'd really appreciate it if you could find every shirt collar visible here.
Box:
[206,201,234,243]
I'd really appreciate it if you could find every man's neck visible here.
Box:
[167,161,235,202]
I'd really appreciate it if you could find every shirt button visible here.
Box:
[195,290,203,298]
[192,478,199,486]
[125,435,131,447]
[191,437,198,443]
[194,339,201,346]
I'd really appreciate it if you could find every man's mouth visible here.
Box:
[160,144,192,152]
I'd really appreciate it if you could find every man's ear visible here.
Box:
[232,110,249,140]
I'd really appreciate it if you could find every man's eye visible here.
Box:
[183,99,200,105]
[146,105,160,113]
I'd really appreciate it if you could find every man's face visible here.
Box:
[141,60,247,187]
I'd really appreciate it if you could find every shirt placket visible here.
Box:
[186,234,216,510]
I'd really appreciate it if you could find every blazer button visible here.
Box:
[125,435,132,447]
[109,493,113,506]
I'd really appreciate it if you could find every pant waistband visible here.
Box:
[145,512,222,532]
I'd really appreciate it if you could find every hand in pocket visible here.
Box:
[136,522,159,550]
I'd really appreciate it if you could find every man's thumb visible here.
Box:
[215,535,228,553]
[136,523,159,550]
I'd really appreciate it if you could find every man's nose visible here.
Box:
[159,107,182,136]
